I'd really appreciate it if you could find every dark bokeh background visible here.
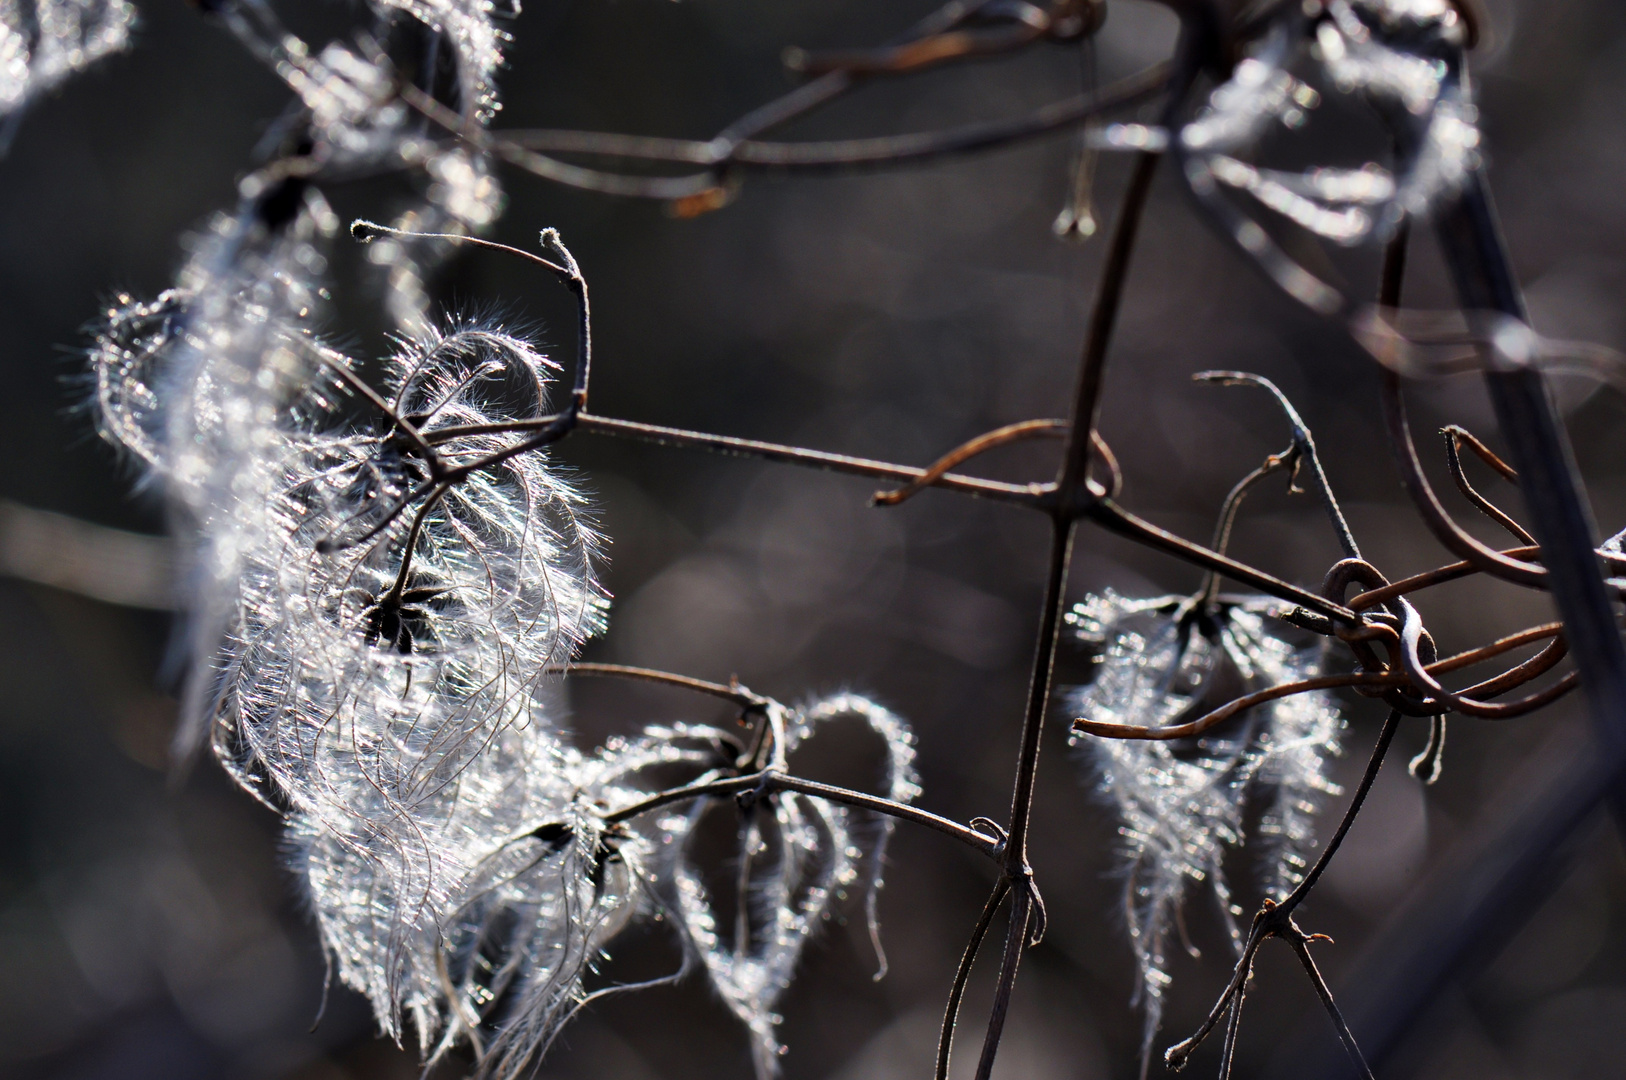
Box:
[4,0,1626,1077]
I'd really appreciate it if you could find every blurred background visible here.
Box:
[4,0,1626,1076]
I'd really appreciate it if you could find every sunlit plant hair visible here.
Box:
[1068,589,1342,1073]
[217,319,608,805]
[0,0,134,131]
[662,693,920,1078]
[67,0,1626,1077]
[89,190,342,758]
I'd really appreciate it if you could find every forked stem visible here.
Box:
[936,878,1014,1080]
[1166,710,1401,1071]
[1196,370,1361,560]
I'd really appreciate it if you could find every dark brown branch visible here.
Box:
[1349,546,1539,610]
[1072,671,1402,740]
[1200,452,1294,606]
[1165,918,1267,1071]
[1428,623,1560,676]
[493,64,1171,177]
[1087,498,1357,622]
[972,886,1033,1080]
[1380,369,1551,590]
[1282,709,1403,911]
[1456,635,1569,699]
[1217,978,1249,1080]
[974,111,1169,1080]
[577,413,1051,506]
[1168,711,1401,1072]
[1057,150,1161,512]
[1393,605,1580,719]
[1197,370,1361,560]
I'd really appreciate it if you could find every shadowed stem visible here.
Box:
[1287,933,1375,1079]
[872,419,1067,506]
[579,413,1053,506]
[551,662,771,711]
[406,63,1171,196]
[1057,149,1161,510]
[1200,452,1294,606]
[1281,709,1402,912]
[1438,176,1626,752]
[1217,979,1247,1080]
[1088,498,1356,620]
[967,119,1168,1080]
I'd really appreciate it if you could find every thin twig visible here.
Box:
[553,662,771,710]
[600,768,1005,857]
[1072,671,1402,740]
[1092,499,1358,620]
[1199,452,1294,606]
[1057,149,1161,512]
[1428,623,1560,676]
[971,103,1172,1080]
[1282,709,1402,910]
[1216,979,1248,1080]
[1196,371,1361,560]
[1286,932,1376,1080]
[1168,711,1400,1071]
[937,878,1014,1080]
[1380,369,1553,591]
[578,413,1051,506]
[440,64,1172,189]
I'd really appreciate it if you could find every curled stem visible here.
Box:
[873,419,1067,506]
[1073,672,1401,740]
[1197,371,1360,560]
[1442,424,1535,545]
[1199,452,1294,606]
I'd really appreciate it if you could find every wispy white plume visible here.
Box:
[203,0,508,335]
[117,306,617,1074]
[295,732,644,1076]
[1178,0,1475,310]
[661,694,919,1079]
[0,0,133,121]
[1066,591,1342,1074]
[217,319,607,808]
[89,189,341,759]
[373,0,506,122]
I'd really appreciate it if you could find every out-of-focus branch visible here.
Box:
[0,500,174,610]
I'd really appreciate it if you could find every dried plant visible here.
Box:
[40,0,1626,1077]
[1068,588,1343,1072]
